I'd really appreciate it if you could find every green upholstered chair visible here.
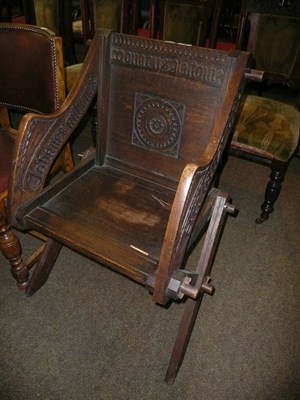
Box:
[229,0,300,223]
[92,0,131,33]
[158,0,222,47]
[33,0,60,33]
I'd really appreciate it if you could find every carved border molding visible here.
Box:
[110,33,227,87]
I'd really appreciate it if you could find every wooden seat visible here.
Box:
[229,0,300,223]
[0,22,74,289]
[8,30,249,383]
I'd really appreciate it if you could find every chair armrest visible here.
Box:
[8,30,106,224]
[153,162,214,304]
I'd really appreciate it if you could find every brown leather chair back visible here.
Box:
[0,23,65,114]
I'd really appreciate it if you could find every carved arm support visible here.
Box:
[8,31,107,227]
[152,162,215,304]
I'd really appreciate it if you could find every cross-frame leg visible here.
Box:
[165,191,235,384]
[26,238,63,296]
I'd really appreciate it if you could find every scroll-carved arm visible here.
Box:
[152,162,214,304]
[8,31,108,228]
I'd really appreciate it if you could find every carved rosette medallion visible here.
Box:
[132,92,185,158]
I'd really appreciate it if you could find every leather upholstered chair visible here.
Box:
[0,23,73,290]
[157,0,223,47]
[7,30,249,382]
[229,0,300,223]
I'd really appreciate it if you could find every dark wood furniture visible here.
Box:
[8,30,249,382]
[71,0,135,50]
[228,0,300,223]
[154,0,223,47]
[0,23,73,289]
[22,0,77,64]
[218,0,242,41]
[0,0,23,21]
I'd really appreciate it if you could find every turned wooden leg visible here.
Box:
[256,161,287,224]
[0,222,29,290]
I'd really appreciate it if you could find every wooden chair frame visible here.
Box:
[7,30,249,383]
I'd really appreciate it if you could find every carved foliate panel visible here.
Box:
[110,33,227,87]
[132,92,185,158]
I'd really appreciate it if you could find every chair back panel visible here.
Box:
[93,0,124,32]
[33,0,60,33]
[96,33,239,185]
[0,23,64,114]
[250,14,300,76]
[161,0,217,46]
[237,0,300,81]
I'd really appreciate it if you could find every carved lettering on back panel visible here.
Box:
[132,92,185,158]
[110,33,227,87]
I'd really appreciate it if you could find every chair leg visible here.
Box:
[0,219,29,290]
[26,238,63,296]
[165,294,204,385]
[165,191,234,384]
[256,161,287,224]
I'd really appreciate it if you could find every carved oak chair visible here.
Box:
[7,30,249,382]
[157,0,223,48]
[0,22,73,289]
[229,0,300,223]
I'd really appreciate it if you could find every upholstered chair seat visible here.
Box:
[231,95,299,162]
